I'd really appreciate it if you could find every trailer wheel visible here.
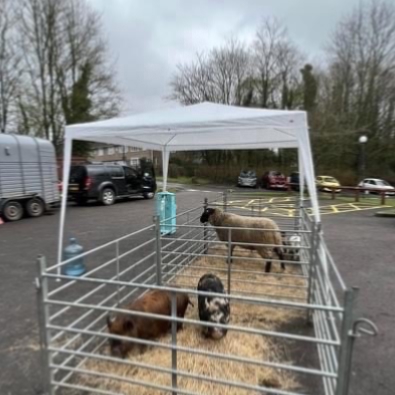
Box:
[3,200,24,221]
[25,198,45,217]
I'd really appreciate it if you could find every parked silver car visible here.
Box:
[238,170,257,188]
[358,178,395,195]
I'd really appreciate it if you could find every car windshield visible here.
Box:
[240,170,255,177]
[271,171,282,176]
[323,177,337,183]
[376,180,390,186]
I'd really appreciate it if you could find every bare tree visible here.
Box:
[252,17,303,109]
[0,0,22,133]
[329,0,395,130]
[297,0,395,179]
[169,39,249,106]
[16,0,120,152]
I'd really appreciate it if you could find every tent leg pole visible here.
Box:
[56,138,72,280]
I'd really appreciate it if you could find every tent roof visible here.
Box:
[58,102,321,270]
[65,102,307,151]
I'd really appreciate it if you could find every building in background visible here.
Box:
[91,144,161,167]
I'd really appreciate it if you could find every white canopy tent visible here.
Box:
[59,102,319,266]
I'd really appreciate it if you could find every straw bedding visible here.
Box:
[75,246,307,394]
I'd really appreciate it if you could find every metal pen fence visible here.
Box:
[36,190,377,395]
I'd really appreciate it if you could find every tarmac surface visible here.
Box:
[0,188,393,395]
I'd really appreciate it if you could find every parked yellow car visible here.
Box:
[316,176,341,193]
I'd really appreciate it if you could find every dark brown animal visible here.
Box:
[107,289,192,358]
[175,292,194,330]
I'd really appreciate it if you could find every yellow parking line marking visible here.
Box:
[229,198,391,217]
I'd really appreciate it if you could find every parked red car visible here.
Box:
[261,171,287,189]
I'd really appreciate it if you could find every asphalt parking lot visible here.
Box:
[0,189,394,395]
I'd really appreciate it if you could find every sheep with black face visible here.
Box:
[197,273,230,340]
[200,207,285,273]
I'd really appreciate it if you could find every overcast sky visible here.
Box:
[89,0,362,114]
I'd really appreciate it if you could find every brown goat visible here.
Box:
[106,289,192,358]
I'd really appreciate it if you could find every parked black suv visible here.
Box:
[68,162,157,206]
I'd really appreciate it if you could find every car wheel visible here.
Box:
[3,200,24,221]
[25,198,45,217]
[143,192,155,199]
[364,190,370,195]
[101,188,115,205]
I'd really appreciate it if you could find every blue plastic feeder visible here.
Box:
[62,237,86,276]
[156,192,177,235]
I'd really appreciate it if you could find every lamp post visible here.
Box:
[358,135,368,182]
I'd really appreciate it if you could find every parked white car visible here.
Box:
[358,178,395,195]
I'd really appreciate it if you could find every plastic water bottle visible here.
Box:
[62,237,86,276]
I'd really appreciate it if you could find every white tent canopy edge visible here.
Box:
[58,102,320,268]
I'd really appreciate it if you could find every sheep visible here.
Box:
[200,207,285,273]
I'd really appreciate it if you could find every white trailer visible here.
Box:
[0,134,59,221]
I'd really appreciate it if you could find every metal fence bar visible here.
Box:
[335,288,358,395]
[115,241,120,306]
[162,232,211,279]
[154,215,162,285]
[37,193,363,395]
[313,310,337,395]
[36,256,53,395]
[161,236,312,250]
[203,197,208,254]
[43,274,344,313]
[172,271,307,289]
[161,229,206,276]
[162,236,206,278]
[319,234,347,291]
[171,291,177,395]
[171,223,313,233]
[50,251,155,324]
[163,261,307,280]
[227,228,232,294]
[50,346,321,395]
[47,324,338,378]
[306,222,319,321]
[52,224,167,379]
[46,306,340,346]
[161,227,205,265]
[161,225,205,264]
[161,250,310,267]
[48,237,155,298]
[51,363,307,395]
[52,272,158,383]
[46,224,155,272]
